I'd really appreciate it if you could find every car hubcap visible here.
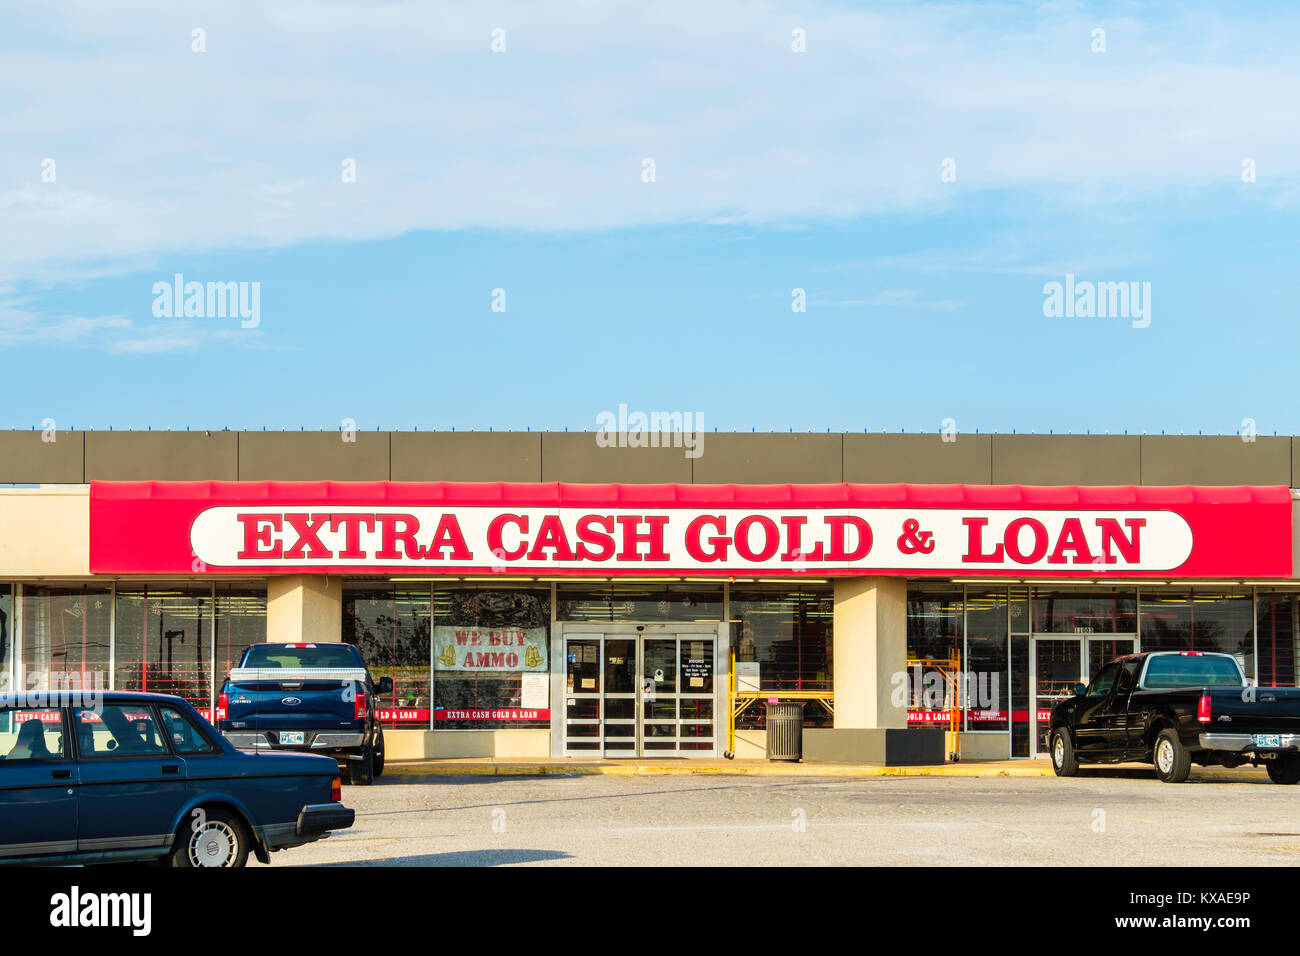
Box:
[1157,741,1173,773]
[189,823,237,867]
[1053,736,1063,766]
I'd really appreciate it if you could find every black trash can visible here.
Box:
[765,701,805,761]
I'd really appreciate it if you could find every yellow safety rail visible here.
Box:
[906,652,962,761]
[724,650,834,759]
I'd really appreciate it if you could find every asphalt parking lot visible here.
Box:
[266,768,1300,867]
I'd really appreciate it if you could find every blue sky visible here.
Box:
[2,1,1299,435]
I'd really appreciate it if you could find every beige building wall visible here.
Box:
[832,576,908,730]
[266,575,343,643]
[0,487,90,577]
[384,730,550,759]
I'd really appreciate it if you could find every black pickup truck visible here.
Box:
[216,643,394,785]
[1049,650,1300,783]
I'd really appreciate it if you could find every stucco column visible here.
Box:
[266,575,343,644]
[832,576,908,729]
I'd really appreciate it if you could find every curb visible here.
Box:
[382,762,1058,778]
[380,762,1273,781]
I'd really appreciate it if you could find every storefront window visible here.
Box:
[214,585,267,681]
[1257,591,1300,687]
[965,589,1008,732]
[905,587,962,726]
[0,584,13,692]
[1031,588,1136,634]
[557,583,722,622]
[343,585,431,729]
[729,585,832,729]
[114,585,212,715]
[1139,589,1254,675]
[19,585,112,695]
[432,585,550,730]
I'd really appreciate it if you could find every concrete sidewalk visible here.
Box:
[382,757,1273,781]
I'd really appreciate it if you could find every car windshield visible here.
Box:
[240,644,361,669]
[1142,655,1243,689]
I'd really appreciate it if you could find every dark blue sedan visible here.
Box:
[0,691,354,867]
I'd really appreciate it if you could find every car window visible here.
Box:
[1088,664,1118,697]
[158,705,217,754]
[1143,655,1244,689]
[240,644,361,669]
[1115,660,1140,697]
[74,705,168,757]
[0,709,66,762]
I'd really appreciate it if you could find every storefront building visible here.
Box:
[1,431,1298,764]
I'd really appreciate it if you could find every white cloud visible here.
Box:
[0,297,272,352]
[2,1,1299,281]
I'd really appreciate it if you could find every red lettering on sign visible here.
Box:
[427,513,472,561]
[1048,517,1094,564]
[734,515,780,562]
[487,513,528,561]
[284,512,333,560]
[780,515,824,562]
[685,515,728,562]
[616,515,669,561]
[826,515,871,561]
[1004,517,1049,563]
[236,513,282,559]
[575,514,616,561]
[330,513,375,559]
[1097,517,1144,564]
[528,514,576,561]
[963,517,1003,563]
[375,513,424,559]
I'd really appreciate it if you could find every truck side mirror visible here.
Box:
[378,676,394,694]
[1073,682,1087,696]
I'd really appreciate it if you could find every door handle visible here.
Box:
[161,765,180,775]
[51,769,72,780]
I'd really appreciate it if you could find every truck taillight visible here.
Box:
[1198,693,1212,723]
[355,688,367,720]
[216,692,228,722]
[331,777,342,802]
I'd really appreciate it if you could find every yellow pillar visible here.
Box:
[832,576,908,729]
[266,575,343,644]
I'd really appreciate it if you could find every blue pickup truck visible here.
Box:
[0,691,353,866]
[217,643,392,785]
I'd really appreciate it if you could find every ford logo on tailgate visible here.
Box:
[281,696,302,706]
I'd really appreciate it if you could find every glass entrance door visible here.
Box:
[1031,636,1137,757]
[1031,638,1082,758]
[563,633,716,756]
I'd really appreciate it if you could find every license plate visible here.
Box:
[279,731,305,745]
[1253,734,1282,748]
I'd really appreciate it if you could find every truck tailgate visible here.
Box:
[225,669,364,729]
[1204,686,1300,733]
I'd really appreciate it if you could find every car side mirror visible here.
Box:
[1073,683,1087,696]
[378,676,394,694]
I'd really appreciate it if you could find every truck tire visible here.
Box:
[352,743,375,786]
[1153,728,1191,783]
[1266,755,1300,785]
[1051,728,1079,777]
[373,728,385,777]
[170,807,251,868]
